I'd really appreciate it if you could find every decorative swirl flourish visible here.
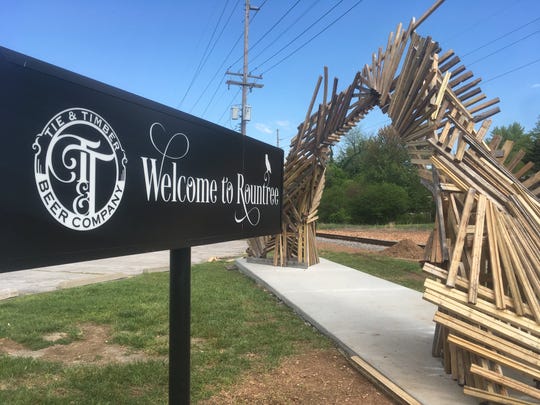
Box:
[149,122,190,181]
[235,206,261,226]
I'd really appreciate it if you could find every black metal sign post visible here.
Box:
[170,248,191,404]
[0,46,283,404]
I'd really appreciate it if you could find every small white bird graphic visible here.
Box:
[264,154,272,185]
[265,154,272,174]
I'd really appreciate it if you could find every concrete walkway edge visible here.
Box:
[235,258,418,404]
[236,257,477,405]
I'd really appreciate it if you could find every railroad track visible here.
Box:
[316,232,426,248]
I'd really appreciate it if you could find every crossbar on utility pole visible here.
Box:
[226,0,263,136]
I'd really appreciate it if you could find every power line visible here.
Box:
[190,0,240,112]
[248,0,322,68]
[218,87,242,123]
[196,33,244,116]
[253,0,346,70]
[467,30,540,67]
[201,74,228,116]
[483,57,540,85]
[462,15,540,58]
[439,0,523,44]
[228,0,302,68]
[193,0,268,116]
[261,0,365,74]
[178,0,233,108]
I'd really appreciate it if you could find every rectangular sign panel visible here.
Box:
[0,46,283,273]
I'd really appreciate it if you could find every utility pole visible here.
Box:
[226,0,263,135]
[276,128,280,148]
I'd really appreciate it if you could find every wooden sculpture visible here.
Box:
[248,1,539,403]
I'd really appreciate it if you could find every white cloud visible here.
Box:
[275,120,291,128]
[532,83,540,88]
[254,123,273,134]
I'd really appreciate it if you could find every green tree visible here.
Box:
[490,122,532,157]
[335,127,367,176]
[356,126,415,185]
[349,182,410,224]
[318,164,352,223]
[525,116,540,170]
[320,125,433,225]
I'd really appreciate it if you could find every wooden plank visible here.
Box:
[432,169,449,261]
[447,334,540,380]
[467,97,500,115]
[485,200,505,309]
[449,70,473,88]
[433,311,539,367]
[473,106,500,123]
[462,93,486,108]
[523,170,540,189]
[498,140,515,163]
[514,161,535,179]
[495,218,526,316]
[449,341,459,380]
[463,386,539,405]
[453,77,481,97]
[488,134,502,150]
[444,127,461,152]
[446,188,476,287]
[439,55,460,73]
[506,149,526,172]
[423,280,539,349]
[498,213,540,322]
[437,120,453,145]
[426,278,539,336]
[458,87,482,103]
[350,356,422,405]
[468,194,486,304]
[431,71,451,120]
[470,364,540,400]
[474,119,491,141]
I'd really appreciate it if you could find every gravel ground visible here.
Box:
[316,237,386,252]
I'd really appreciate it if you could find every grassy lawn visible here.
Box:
[0,251,425,403]
[319,250,425,292]
[0,261,329,404]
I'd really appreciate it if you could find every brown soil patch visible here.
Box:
[0,324,151,365]
[381,239,425,260]
[319,228,430,261]
[321,228,430,246]
[201,348,396,404]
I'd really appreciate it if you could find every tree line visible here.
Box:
[318,116,540,225]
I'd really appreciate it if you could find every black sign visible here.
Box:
[0,46,283,273]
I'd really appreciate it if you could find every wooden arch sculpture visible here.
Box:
[248,6,540,404]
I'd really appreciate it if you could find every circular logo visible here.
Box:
[33,108,127,231]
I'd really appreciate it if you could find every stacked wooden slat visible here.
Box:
[247,20,414,266]
[248,64,381,266]
[247,12,539,403]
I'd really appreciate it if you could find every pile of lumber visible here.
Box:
[247,6,539,403]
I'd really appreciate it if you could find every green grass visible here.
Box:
[320,250,425,292]
[0,261,329,404]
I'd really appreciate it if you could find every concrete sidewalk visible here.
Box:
[0,240,247,299]
[236,257,476,405]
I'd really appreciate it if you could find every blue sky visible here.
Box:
[2,0,539,150]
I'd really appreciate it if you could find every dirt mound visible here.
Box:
[201,349,394,404]
[381,239,424,261]
[0,324,152,365]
